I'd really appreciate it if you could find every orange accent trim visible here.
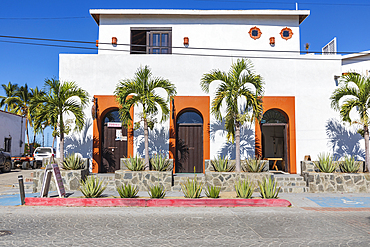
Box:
[92,95,134,173]
[169,96,210,174]
[280,27,293,41]
[255,96,296,174]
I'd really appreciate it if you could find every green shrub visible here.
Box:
[181,176,203,198]
[124,154,145,171]
[205,185,221,198]
[117,183,138,198]
[211,156,234,172]
[150,154,171,171]
[148,185,166,198]
[234,179,254,199]
[258,177,281,199]
[243,157,265,172]
[340,155,360,173]
[62,153,84,170]
[80,176,106,198]
[316,152,338,173]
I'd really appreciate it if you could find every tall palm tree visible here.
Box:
[114,65,177,168]
[0,82,19,112]
[331,73,370,171]
[201,59,264,172]
[33,78,89,162]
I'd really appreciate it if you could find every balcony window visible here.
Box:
[131,28,172,54]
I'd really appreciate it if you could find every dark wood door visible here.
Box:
[102,124,127,173]
[176,124,203,173]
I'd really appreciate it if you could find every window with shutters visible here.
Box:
[130,28,172,54]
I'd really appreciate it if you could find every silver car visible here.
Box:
[33,147,55,168]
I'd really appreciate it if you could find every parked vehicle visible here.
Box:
[33,147,55,168]
[0,148,12,173]
[11,154,35,169]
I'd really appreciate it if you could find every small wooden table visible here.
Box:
[265,158,283,171]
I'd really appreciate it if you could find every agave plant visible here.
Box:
[235,179,254,199]
[148,185,166,199]
[340,155,360,173]
[117,183,138,198]
[62,153,84,170]
[258,177,281,199]
[124,154,145,171]
[205,185,221,198]
[316,152,338,173]
[150,154,171,171]
[80,176,106,198]
[181,175,203,198]
[243,157,265,172]
[211,156,234,172]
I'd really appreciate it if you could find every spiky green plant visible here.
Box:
[150,154,171,171]
[124,154,145,171]
[116,183,138,198]
[181,176,203,198]
[258,177,281,199]
[211,156,234,172]
[62,153,84,170]
[80,176,106,198]
[205,185,221,198]
[340,155,360,173]
[243,157,265,172]
[316,152,338,173]
[234,179,254,199]
[148,185,166,199]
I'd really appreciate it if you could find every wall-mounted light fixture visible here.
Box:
[96,40,99,47]
[184,37,189,47]
[112,37,117,45]
[269,37,275,46]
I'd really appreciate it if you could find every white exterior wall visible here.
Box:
[58,9,347,173]
[0,111,25,157]
[342,53,370,76]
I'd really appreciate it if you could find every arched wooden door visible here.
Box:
[101,109,127,173]
[176,111,203,173]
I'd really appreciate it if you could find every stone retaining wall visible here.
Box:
[115,170,173,191]
[205,159,269,172]
[120,158,174,171]
[301,161,370,193]
[33,168,89,193]
[205,172,273,192]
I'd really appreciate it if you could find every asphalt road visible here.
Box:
[0,206,370,246]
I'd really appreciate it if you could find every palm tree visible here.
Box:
[201,59,264,172]
[33,78,89,162]
[330,73,370,171]
[0,82,19,112]
[114,65,176,169]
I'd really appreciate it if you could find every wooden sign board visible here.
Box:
[40,164,66,198]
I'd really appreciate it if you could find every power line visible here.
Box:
[195,0,370,7]
[0,34,368,56]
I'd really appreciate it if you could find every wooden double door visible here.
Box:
[176,123,203,173]
[101,124,127,173]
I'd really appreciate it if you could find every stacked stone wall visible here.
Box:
[115,170,173,191]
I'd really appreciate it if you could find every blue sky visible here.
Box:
[0,0,369,146]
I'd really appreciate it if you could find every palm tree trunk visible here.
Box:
[365,125,370,172]
[59,114,64,163]
[25,118,30,154]
[235,122,241,172]
[144,118,149,170]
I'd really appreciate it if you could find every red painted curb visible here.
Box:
[25,197,291,207]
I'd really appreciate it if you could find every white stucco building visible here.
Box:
[0,110,25,157]
[59,9,359,174]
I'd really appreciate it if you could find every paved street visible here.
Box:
[0,206,370,246]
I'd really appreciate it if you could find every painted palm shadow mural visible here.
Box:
[64,118,93,158]
[326,118,365,160]
[211,120,255,159]
[135,126,169,156]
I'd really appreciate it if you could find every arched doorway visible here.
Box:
[101,109,127,173]
[261,109,289,172]
[176,110,203,173]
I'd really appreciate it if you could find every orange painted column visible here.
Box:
[169,96,210,173]
[255,96,297,174]
[92,95,134,173]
